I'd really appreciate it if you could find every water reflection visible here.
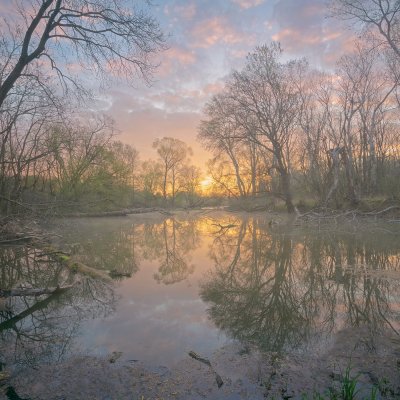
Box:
[0,246,116,370]
[200,218,400,353]
[65,217,201,285]
[0,214,399,372]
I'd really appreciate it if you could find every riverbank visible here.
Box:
[4,326,400,400]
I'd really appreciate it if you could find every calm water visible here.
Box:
[1,211,400,371]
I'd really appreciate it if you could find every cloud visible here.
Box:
[93,0,360,172]
[174,2,197,20]
[99,88,211,166]
[270,0,356,66]
[232,0,265,9]
[190,17,246,48]
[157,46,197,78]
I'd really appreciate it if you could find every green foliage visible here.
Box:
[300,366,383,400]
[58,254,70,262]
[341,366,360,400]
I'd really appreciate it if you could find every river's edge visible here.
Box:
[1,209,400,400]
[3,327,400,400]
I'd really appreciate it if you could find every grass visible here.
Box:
[301,366,382,400]
[341,366,360,400]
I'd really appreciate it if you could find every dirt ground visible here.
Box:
[2,326,400,400]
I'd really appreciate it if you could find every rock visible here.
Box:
[109,352,123,363]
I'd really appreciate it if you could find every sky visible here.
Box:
[100,0,354,168]
[0,0,354,168]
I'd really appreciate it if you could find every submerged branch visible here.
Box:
[0,285,74,298]
[188,350,224,388]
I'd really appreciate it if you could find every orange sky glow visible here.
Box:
[91,0,354,169]
[0,0,352,170]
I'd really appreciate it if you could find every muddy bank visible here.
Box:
[3,327,400,400]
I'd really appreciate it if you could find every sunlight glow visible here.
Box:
[200,176,213,193]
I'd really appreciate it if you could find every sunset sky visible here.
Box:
[100,0,354,167]
[2,0,355,167]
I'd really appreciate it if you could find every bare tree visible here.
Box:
[153,137,192,206]
[0,0,166,108]
[228,44,307,213]
[199,93,247,198]
[330,0,400,57]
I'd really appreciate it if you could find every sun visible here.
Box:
[200,176,213,193]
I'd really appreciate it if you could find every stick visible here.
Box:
[188,351,224,388]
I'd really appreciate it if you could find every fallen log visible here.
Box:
[64,207,173,218]
[40,245,112,282]
[65,210,128,218]
[0,291,66,333]
[66,260,112,282]
[0,285,73,298]
[0,235,37,245]
[188,350,224,388]
[109,269,132,278]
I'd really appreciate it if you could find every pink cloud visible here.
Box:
[202,82,225,96]
[270,0,357,65]
[175,2,197,20]
[190,17,247,48]
[157,46,197,78]
[164,2,196,20]
[232,0,265,9]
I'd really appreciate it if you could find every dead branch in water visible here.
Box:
[64,207,173,218]
[188,350,224,388]
[211,223,237,233]
[0,285,73,298]
[0,236,37,245]
[295,205,400,222]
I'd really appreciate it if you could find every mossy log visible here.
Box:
[65,259,112,282]
[41,246,112,282]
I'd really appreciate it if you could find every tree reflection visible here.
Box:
[63,216,201,285]
[142,218,200,284]
[0,246,116,370]
[68,223,141,278]
[201,219,400,353]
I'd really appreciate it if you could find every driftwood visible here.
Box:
[0,236,37,245]
[0,285,73,298]
[39,245,112,282]
[109,269,131,278]
[295,205,400,222]
[66,260,112,281]
[65,210,129,217]
[0,291,67,333]
[64,207,173,218]
[188,351,224,388]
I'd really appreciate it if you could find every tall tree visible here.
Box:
[228,44,307,213]
[152,137,192,205]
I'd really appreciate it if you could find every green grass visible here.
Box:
[301,366,382,400]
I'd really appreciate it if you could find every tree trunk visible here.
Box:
[281,170,295,213]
